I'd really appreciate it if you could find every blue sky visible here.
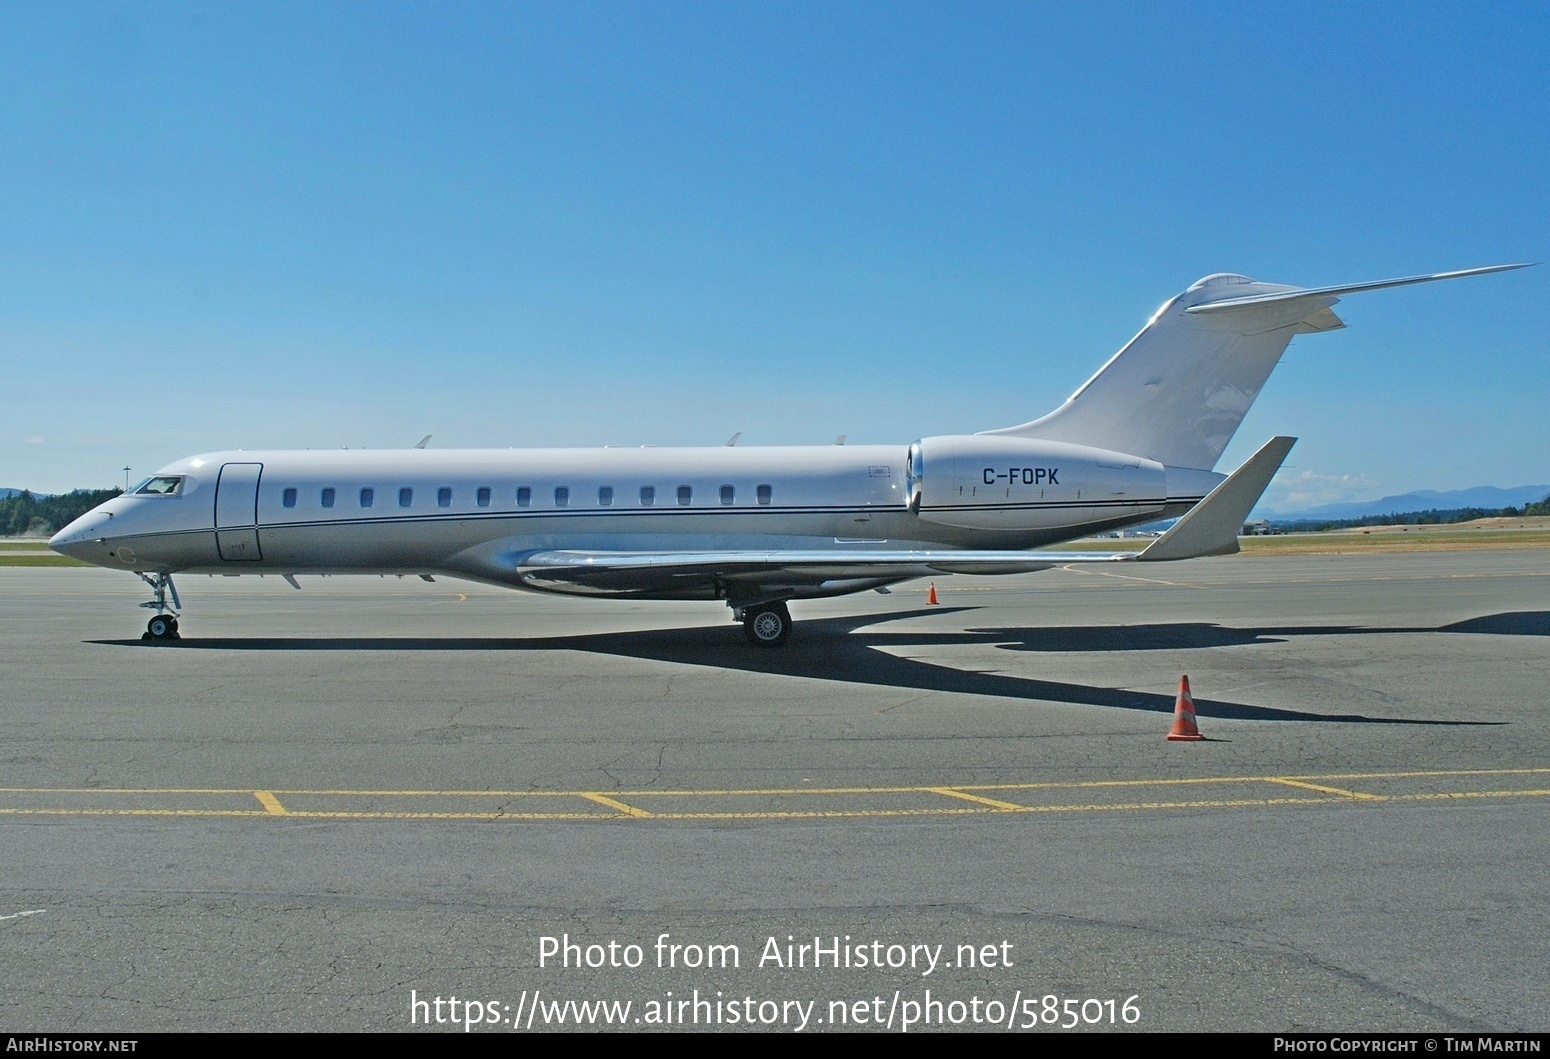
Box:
[2,1,1545,507]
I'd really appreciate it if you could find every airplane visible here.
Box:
[49,263,1530,647]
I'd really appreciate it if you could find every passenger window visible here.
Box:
[640,486,655,507]
[554,487,569,507]
[437,487,452,508]
[360,487,375,508]
[321,488,335,508]
[757,484,773,505]
[598,486,613,507]
[399,488,413,508]
[477,487,491,508]
[282,488,297,508]
[517,487,531,507]
[677,485,692,506]
[719,485,735,505]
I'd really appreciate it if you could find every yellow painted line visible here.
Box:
[291,807,988,820]
[0,809,599,820]
[1390,788,1550,803]
[3,768,1546,800]
[270,795,1331,819]
[0,809,269,817]
[962,767,1550,793]
[1059,565,1198,587]
[254,790,288,815]
[0,787,279,794]
[928,787,1027,811]
[0,790,1546,821]
[963,777,1263,792]
[2,768,1546,801]
[1,770,1547,824]
[1267,778,1382,801]
[1285,768,1550,781]
[309,787,855,797]
[579,793,653,818]
[248,811,611,820]
[259,788,592,797]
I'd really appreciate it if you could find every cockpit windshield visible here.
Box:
[135,476,184,496]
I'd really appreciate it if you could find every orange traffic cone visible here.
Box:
[927,582,939,605]
[1166,675,1204,741]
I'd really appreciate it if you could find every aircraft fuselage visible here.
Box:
[50,440,1205,598]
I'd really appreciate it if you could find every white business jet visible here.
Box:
[50,264,1528,646]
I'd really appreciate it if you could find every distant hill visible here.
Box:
[1263,485,1550,521]
[0,488,33,499]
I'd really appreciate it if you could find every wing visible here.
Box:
[509,548,1085,603]
[444,435,1295,603]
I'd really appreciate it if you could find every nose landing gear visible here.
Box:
[137,572,182,641]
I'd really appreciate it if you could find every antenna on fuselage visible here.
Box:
[415,435,432,449]
[834,435,847,445]
[724,432,741,446]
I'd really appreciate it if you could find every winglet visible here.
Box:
[1138,436,1295,562]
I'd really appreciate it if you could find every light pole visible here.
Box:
[123,466,131,492]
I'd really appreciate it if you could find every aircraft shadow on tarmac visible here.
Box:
[96,607,1548,727]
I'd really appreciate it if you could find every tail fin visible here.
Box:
[981,264,1530,471]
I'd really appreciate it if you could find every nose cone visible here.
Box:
[50,511,111,563]
[50,520,89,560]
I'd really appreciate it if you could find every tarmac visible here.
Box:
[1,551,1546,1032]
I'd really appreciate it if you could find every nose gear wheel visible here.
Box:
[144,614,179,641]
[136,572,182,640]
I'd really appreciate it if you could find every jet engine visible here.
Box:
[907,435,1167,531]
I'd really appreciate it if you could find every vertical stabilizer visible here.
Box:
[981,264,1528,471]
[981,274,1338,470]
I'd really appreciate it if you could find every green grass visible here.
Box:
[1240,528,1550,554]
[0,554,89,567]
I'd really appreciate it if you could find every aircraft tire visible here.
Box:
[743,602,791,648]
[146,615,177,641]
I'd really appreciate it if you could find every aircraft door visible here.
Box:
[214,462,264,561]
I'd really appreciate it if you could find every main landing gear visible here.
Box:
[137,572,182,641]
[736,600,792,648]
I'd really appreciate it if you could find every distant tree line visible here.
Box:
[1277,494,1550,533]
[1,489,122,536]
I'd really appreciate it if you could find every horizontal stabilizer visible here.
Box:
[1138,436,1295,562]
[1185,263,1533,316]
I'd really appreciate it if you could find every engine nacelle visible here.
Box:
[908,435,1166,531]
